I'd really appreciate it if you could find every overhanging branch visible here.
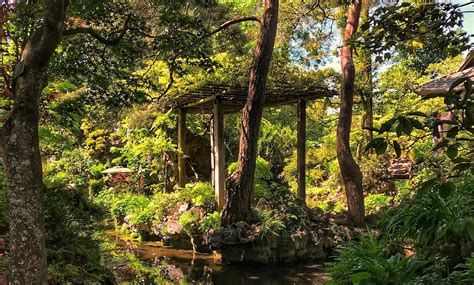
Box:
[206,16,261,37]
[63,14,131,46]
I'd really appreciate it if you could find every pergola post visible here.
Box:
[210,117,216,188]
[212,98,225,209]
[297,99,306,203]
[178,108,187,187]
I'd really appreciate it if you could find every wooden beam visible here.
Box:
[297,99,306,203]
[180,95,216,109]
[213,98,225,209]
[178,108,187,187]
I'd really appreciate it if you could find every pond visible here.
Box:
[107,232,330,284]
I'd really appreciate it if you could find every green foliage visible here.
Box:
[229,157,273,201]
[111,194,150,221]
[44,186,114,283]
[256,209,286,237]
[381,176,474,249]
[365,193,391,214]
[328,232,427,284]
[258,117,296,174]
[0,255,9,275]
[184,182,215,210]
[199,211,221,233]
[53,81,78,93]
[179,210,200,234]
[358,2,469,63]
[112,109,177,191]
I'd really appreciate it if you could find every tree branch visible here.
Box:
[63,14,131,46]
[206,16,261,37]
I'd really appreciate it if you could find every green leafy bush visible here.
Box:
[111,194,150,221]
[365,193,391,214]
[256,209,286,237]
[179,210,200,233]
[44,187,114,283]
[381,176,474,249]
[328,233,427,284]
[199,211,221,232]
[129,193,180,227]
[229,157,273,201]
[184,182,215,210]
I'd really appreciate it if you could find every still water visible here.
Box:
[108,233,330,284]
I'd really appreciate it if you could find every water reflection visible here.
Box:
[109,232,329,284]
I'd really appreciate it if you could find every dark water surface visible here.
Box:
[108,232,329,284]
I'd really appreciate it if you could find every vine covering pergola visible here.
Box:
[163,82,337,209]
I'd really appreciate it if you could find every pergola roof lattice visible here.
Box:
[163,83,336,113]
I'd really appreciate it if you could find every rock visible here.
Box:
[460,241,474,258]
[307,239,326,259]
[278,239,296,261]
[151,222,165,236]
[124,215,132,224]
[292,230,308,250]
[341,226,352,240]
[257,198,272,211]
[244,242,273,263]
[235,221,253,243]
[177,202,189,214]
[307,207,324,222]
[266,235,279,249]
[163,264,184,280]
[166,219,182,235]
[221,244,246,263]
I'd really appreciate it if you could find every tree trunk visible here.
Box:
[0,1,67,282]
[336,0,365,227]
[222,0,278,225]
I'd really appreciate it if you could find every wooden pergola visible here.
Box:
[415,50,474,96]
[163,82,336,209]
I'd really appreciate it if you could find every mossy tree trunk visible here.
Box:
[0,1,67,282]
[222,0,279,225]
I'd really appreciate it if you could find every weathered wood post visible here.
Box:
[297,99,306,203]
[178,108,187,187]
[210,116,216,188]
[213,97,225,209]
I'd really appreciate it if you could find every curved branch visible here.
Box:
[156,68,174,101]
[206,16,261,37]
[63,14,131,46]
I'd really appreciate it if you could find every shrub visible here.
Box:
[328,233,427,284]
[365,193,391,214]
[44,187,114,283]
[199,211,221,233]
[228,157,273,202]
[179,210,200,234]
[380,176,474,249]
[111,194,150,221]
[256,209,285,237]
[184,182,215,210]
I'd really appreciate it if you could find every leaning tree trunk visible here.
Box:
[336,0,365,227]
[222,0,278,225]
[0,1,67,282]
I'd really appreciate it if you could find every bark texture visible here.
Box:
[336,0,365,227]
[222,0,278,225]
[0,1,67,283]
